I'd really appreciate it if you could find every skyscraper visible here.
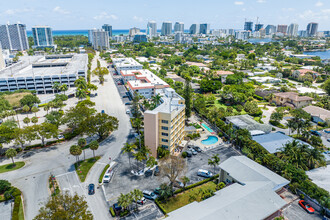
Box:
[102,24,112,37]
[306,22,318,37]
[147,21,157,37]
[0,23,29,51]
[277,25,288,34]
[287,23,299,37]
[189,24,199,34]
[161,22,172,36]
[174,22,184,33]
[200,24,210,34]
[255,24,264,32]
[32,26,54,48]
[265,25,276,35]
[129,27,140,37]
[91,29,110,50]
[244,21,253,31]
[0,43,5,70]
[174,32,184,43]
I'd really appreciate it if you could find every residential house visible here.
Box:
[272,92,313,108]
[303,105,330,124]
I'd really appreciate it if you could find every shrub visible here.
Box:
[99,164,110,183]
[181,152,187,158]
[272,127,276,131]
[24,143,43,151]
[63,129,80,140]
[15,148,23,153]
[119,210,129,217]
[109,207,115,217]
[173,174,219,194]
[317,121,326,127]
[0,180,11,194]
[216,182,226,190]
[155,198,167,215]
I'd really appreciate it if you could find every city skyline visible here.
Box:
[1,0,330,30]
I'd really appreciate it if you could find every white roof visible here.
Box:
[112,57,142,68]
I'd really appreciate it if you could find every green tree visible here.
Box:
[122,143,136,169]
[158,183,173,201]
[322,78,330,95]
[78,138,87,160]
[45,111,63,128]
[85,113,119,140]
[74,77,87,90]
[146,156,157,174]
[208,154,220,173]
[270,111,283,123]
[60,84,68,95]
[52,82,61,92]
[244,101,259,115]
[31,116,38,124]
[92,67,109,84]
[5,148,17,165]
[34,192,93,220]
[76,89,87,100]
[70,145,82,164]
[159,155,187,189]
[89,140,99,159]
[63,104,96,133]
[34,123,59,146]
[23,117,30,125]
[180,176,190,188]
[118,193,133,211]
[130,189,143,210]
[22,105,30,117]
[31,106,39,117]
[183,77,192,118]
[20,94,40,108]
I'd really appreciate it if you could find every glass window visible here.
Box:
[161,132,168,136]
[161,139,168,143]
[161,120,168,124]
[161,126,168,130]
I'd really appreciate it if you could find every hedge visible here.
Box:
[155,198,168,215]
[11,187,22,220]
[109,207,115,217]
[99,164,110,183]
[173,174,219,194]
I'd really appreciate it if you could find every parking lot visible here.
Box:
[121,201,163,220]
[0,200,13,220]
[283,200,323,220]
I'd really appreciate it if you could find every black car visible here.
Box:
[154,166,160,176]
[145,169,153,177]
[113,203,122,216]
[193,146,202,152]
[88,184,95,195]
[125,102,132,105]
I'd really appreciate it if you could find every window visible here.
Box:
[161,145,168,149]
[161,120,169,124]
[161,139,168,143]
[161,132,168,136]
[161,126,168,130]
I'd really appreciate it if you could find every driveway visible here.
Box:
[283,200,322,220]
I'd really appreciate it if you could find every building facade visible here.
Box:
[265,25,276,35]
[272,92,313,108]
[129,27,140,37]
[199,23,210,34]
[161,22,172,36]
[144,88,185,157]
[133,34,148,43]
[189,24,199,34]
[287,23,299,37]
[102,24,113,37]
[174,22,184,33]
[112,58,143,73]
[244,21,253,31]
[0,24,29,51]
[255,24,263,32]
[147,21,157,37]
[277,25,288,35]
[0,43,5,70]
[307,22,318,37]
[91,30,110,50]
[32,26,54,48]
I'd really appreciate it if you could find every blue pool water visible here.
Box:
[202,123,214,133]
[201,136,218,145]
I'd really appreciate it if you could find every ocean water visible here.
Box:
[27,29,131,37]
[303,50,330,60]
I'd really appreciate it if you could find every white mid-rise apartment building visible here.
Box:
[112,58,143,73]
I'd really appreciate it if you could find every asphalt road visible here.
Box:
[0,53,131,220]
[283,200,323,220]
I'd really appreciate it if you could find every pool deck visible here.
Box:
[189,122,222,151]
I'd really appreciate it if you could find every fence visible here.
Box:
[297,189,330,217]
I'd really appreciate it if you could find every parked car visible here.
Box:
[145,169,153,177]
[143,190,158,200]
[88,184,95,195]
[310,130,321,136]
[57,134,64,139]
[324,129,330,134]
[103,174,111,183]
[126,109,130,114]
[134,197,146,205]
[154,187,160,195]
[299,200,315,214]
[191,149,197,155]
[95,93,98,96]
[125,102,132,105]
[193,146,202,152]
[174,180,184,188]
[327,138,330,143]
[122,95,128,98]
[154,166,160,176]
[197,169,213,178]
[113,203,122,216]
[185,150,192,157]
[101,110,105,114]
[187,145,192,149]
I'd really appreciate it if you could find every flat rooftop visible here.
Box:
[112,57,142,68]
[0,54,88,79]
[122,69,169,90]
[226,114,272,134]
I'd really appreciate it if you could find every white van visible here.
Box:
[126,109,130,114]
[197,169,213,178]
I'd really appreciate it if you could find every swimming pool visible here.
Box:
[202,123,214,133]
[201,136,218,145]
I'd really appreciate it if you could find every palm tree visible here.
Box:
[208,154,220,174]
[23,117,30,126]
[31,106,38,117]
[78,138,87,160]
[307,148,325,169]
[89,140,99,159]
[44,104,50,115]
[180,176,190,189]
[146,156,157,174]
[74,77,87,90]
[122,143,136,169]
[5,148,17,166]
[60,84,68,95]
[118,193,132,211]
[151,94,162,108]
[76,89,87,100]
[52,82,61,93]
[70,145,82,165]
[158,183,173,201]
[130,189,143,210]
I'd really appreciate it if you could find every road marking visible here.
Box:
[96,162,108,166]
[55,171,76,178]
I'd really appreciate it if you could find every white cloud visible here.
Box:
[315,1,323,7]
[93,12,118,20]
[257,0,266,3]
[53,6,70,15]
[234,1,244,5]
[298,9,330,21]
[4,8,33,15]
[133,16,144,22]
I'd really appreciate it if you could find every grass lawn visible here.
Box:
[74,156,100,182]
[3,92,31,108]
[18,199,24,220]
[0,162,25,174]
[213,101,247,115]
[160,181,217,213]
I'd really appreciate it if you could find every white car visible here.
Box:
[103,174,111,183]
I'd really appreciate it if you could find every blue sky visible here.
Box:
[1,0,330,30]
